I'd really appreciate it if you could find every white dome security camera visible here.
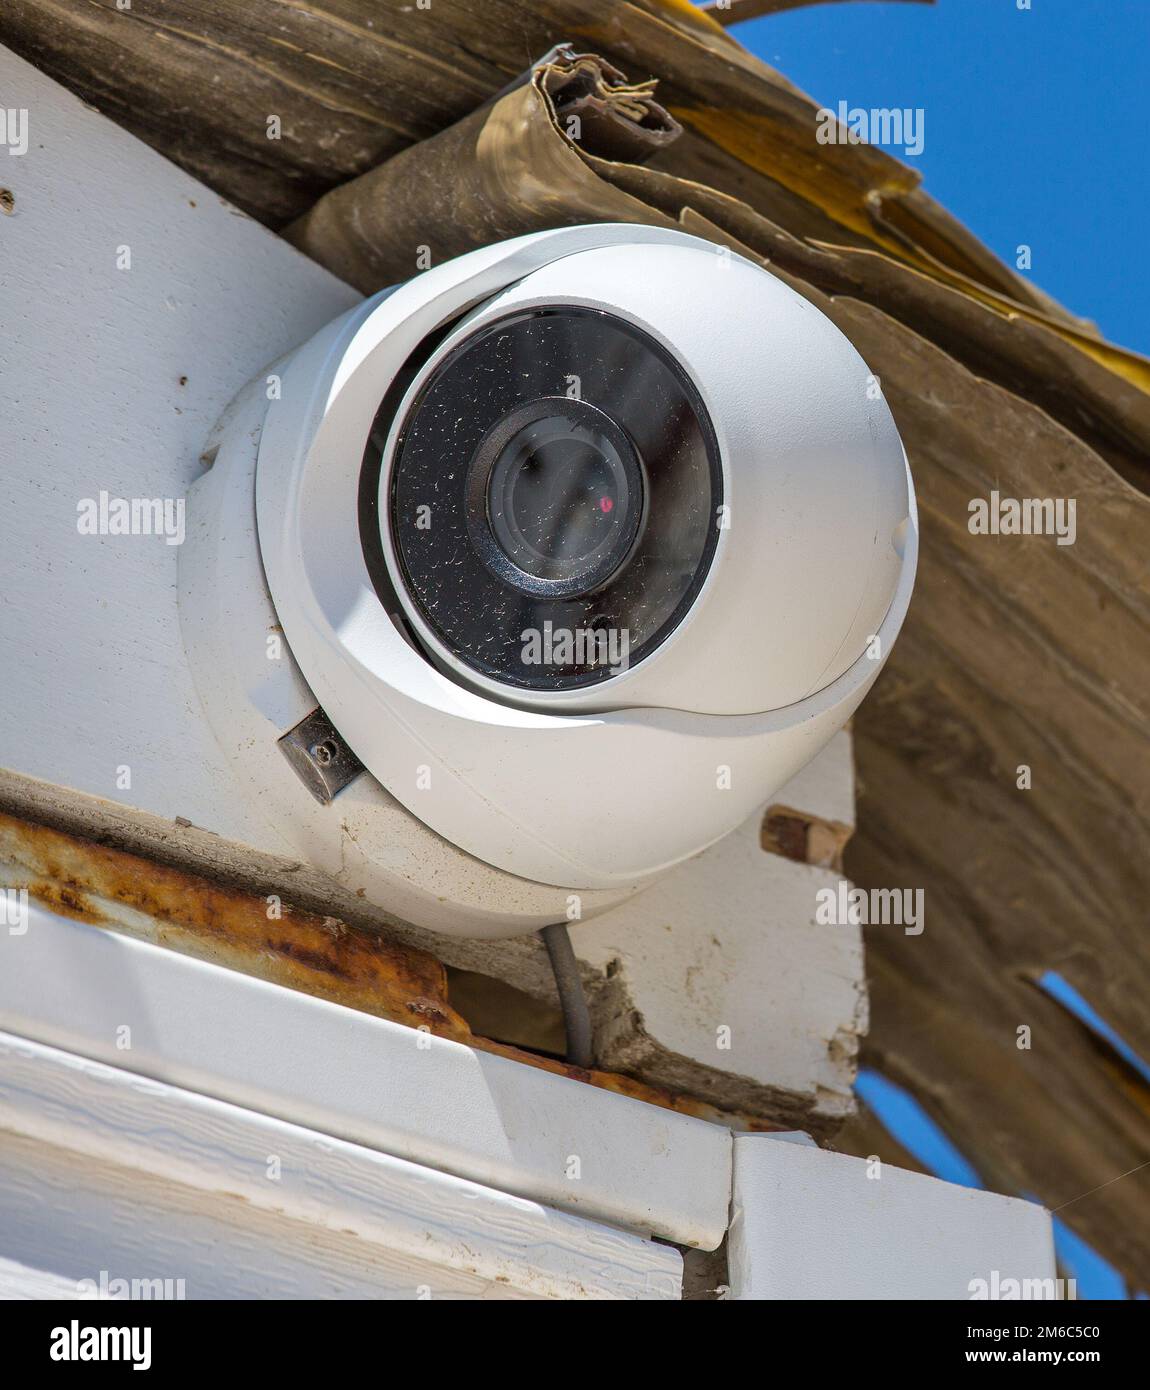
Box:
[179,224,916,940]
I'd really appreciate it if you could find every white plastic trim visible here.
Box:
[0,905,732,1249]
[378,239,911,716]
[727,1132,1057,1300]
[0,1032,682,1300]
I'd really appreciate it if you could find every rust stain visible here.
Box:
[0,811,769,1129]
[0,809,469,1038]
[26,877,104,921]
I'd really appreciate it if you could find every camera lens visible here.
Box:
[469,398,644,597]
[371,307,722,692]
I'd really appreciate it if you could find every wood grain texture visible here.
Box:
[0,0,1066,328]
[0,42,866,1137]
[280,40,1150,1282]
[5,0,1149,1284]
[701,0,933,25]
[0,904,734,1249]
[0,1032,682,1299]
[0,1128,538,1300]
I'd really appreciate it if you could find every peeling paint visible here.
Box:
[761,803,853,872]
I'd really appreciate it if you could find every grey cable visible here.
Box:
[539,922,594,1069]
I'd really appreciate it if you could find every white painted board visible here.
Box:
[0,39,865,1130]
[0,42,358,845]
[575,808,865,1118]
[728,1133,1057,1300]
[0,904,732,1249]
[0,1032,681,1300]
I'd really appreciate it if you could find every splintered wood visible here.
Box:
[2,0,1147,1284]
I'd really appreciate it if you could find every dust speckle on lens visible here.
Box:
[377,307,722,692]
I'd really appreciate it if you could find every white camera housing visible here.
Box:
[179,224,916,938]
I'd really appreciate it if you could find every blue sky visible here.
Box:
[723,0,1149,354]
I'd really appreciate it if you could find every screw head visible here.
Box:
[309,739,337,767]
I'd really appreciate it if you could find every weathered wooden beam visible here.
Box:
[4,0,1149,1286]
[702,0,933,28]
[286,44,1150,486]
[1,43,869,1142]
[283,64,1150,1278]
[0,809,769,1130]
[0,0,1041,326]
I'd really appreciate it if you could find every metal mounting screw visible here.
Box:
[278,709,364,805]
[309,739,337,767]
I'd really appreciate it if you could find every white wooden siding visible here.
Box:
[0,1032,682,1300]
